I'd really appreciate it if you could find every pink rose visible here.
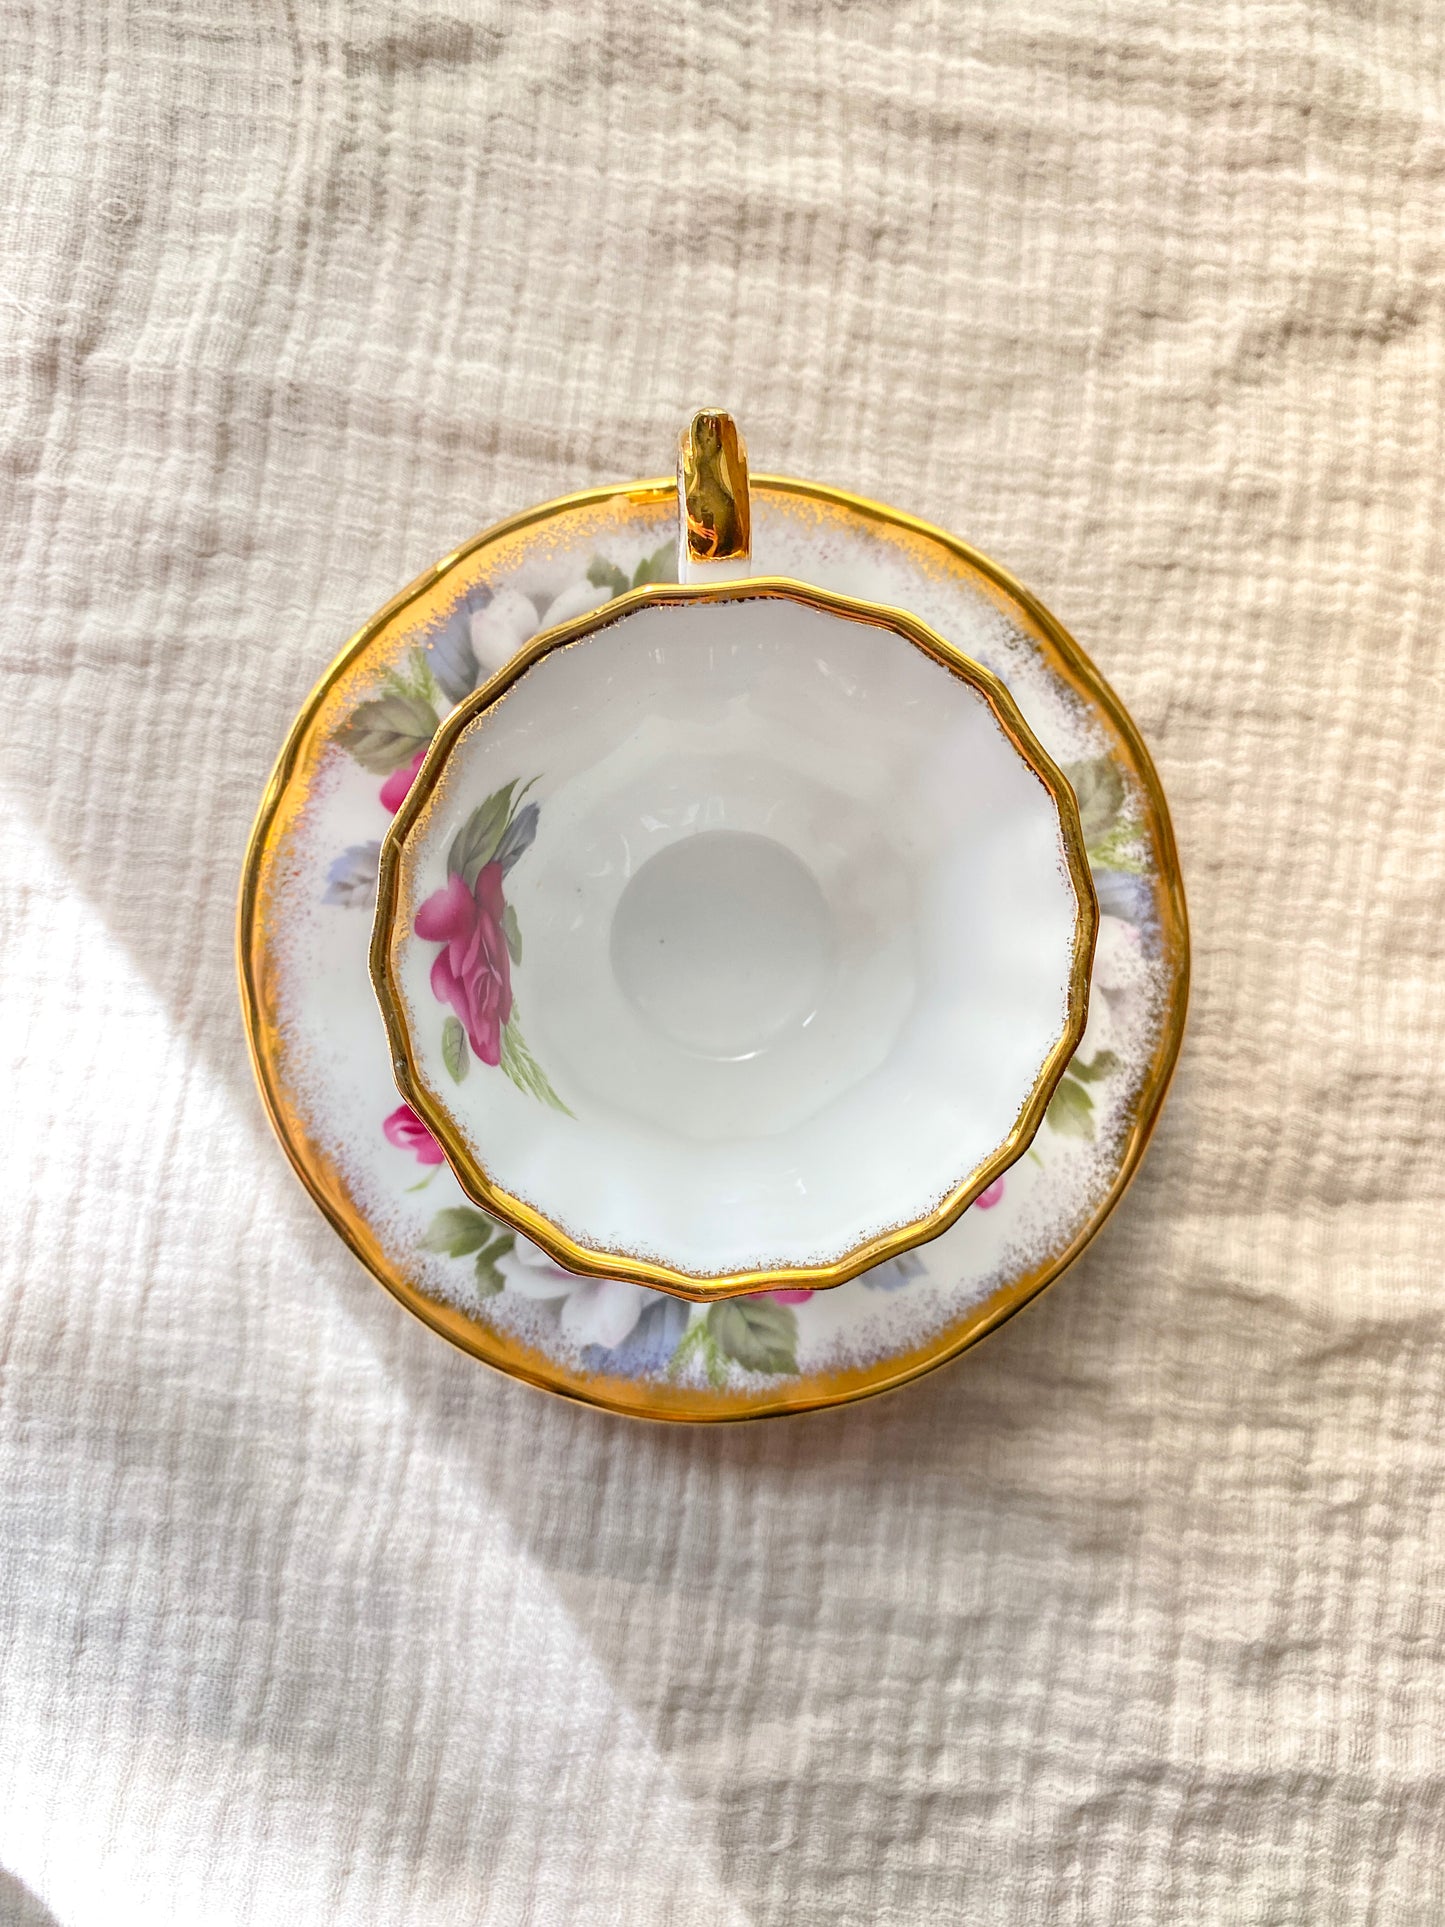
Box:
[769,1289,814,1304]
[383,1103,445,1165]
[380,749,427,814]
[975,1177,1005,1210]
[414,862,513,1066]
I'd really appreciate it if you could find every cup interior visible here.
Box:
[379,587,1091,1285]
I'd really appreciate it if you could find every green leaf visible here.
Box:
[586,555,630,597]
[500,1018,573,1115]
[665,1320,708,1381]
[631,541,675,588]
[446,776,540,887]
[703,1329,728,1389]
[474,1232,514,1296]
[501,902,522,965]
[1064,756,1125,846]
[385,649,444,713]
[1070,1048,1120,1085]
[338,691,440,774]
[1046,1076,1095,1139]
[442,1016,469,1083]
[1087,822,1147,873]
[422,1206,498,1259]
[448,781,517,885]
[706,1298,799,1376]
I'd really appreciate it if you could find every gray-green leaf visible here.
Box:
[423,1206,498,1259]
[475,1232,515,1296]
[1069,1048,1119,1085]
[338,691,440,774]
[448,782,518,885]
[1087,823,1146,874]
[442,1016,469,1083]
[631,541,675,588]
[1046,1076,1095,1139]
[1064,756,1125,846]
[706,1298,799,1376]
[384,649,444,714]
[500,1018,573,1115]
[501,902,522,964]
[587,556,630,597]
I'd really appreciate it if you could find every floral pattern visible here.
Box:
[409,777,568,1110]
[379,749,427,814]
[383,1102,445,1166]
[323,841,381,908]
[384,1117,1023,1383]
[414,1201,852,1380]
[416,863,513,1067]
[1041,755,1152,1145]
[327,544,675,1106]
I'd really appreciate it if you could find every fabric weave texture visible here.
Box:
[2,3,1444,1923]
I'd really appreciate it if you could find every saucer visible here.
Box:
[239,473,1188,1420]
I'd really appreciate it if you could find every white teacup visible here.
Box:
[371,417,1096,1300]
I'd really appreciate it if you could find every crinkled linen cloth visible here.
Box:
[2,3,1443,1923]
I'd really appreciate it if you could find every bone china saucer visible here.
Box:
[238,439,1188,1420]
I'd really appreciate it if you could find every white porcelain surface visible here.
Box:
[386,592,1087,1279]
[610,828,834,1057]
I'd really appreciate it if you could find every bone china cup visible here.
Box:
[369,419,1097,1302]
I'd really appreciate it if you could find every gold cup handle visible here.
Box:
[676,410,752,582]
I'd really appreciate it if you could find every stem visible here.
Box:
[665,1319,708,1382]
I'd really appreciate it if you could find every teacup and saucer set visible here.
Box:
[239,413,1188,1421]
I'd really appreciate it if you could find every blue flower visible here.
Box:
[860,1250,927,1293]
[323,841,381,907]
[495,802,539,874]
[581,1293,691,1377]
[1091,867,1152,925]
[425,586,494,705]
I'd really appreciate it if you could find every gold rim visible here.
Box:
[370,576,1098,1302]
[237,474,1188,1421]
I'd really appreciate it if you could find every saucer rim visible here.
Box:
[237,473,1189,1422]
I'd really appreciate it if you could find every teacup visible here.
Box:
[370,415,1097,1300]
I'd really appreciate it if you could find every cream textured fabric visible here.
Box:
[3,3,1444,1923]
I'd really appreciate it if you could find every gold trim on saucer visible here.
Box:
[238,476,1188,1421]
[369,576,1098,1303]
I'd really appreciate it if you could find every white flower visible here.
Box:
[466,576,615,682]
[1093,913,1146,997]
[1077,978,1117,1061]
[540,577,613,626]
[500,1235,649,1349]
[469,588,541,675]
[562,1279,649,1348]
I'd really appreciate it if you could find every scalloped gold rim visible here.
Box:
[237,473,1189,1421]
[370,576,1099,1302]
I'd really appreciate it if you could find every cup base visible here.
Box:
[609,829,835,1061]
